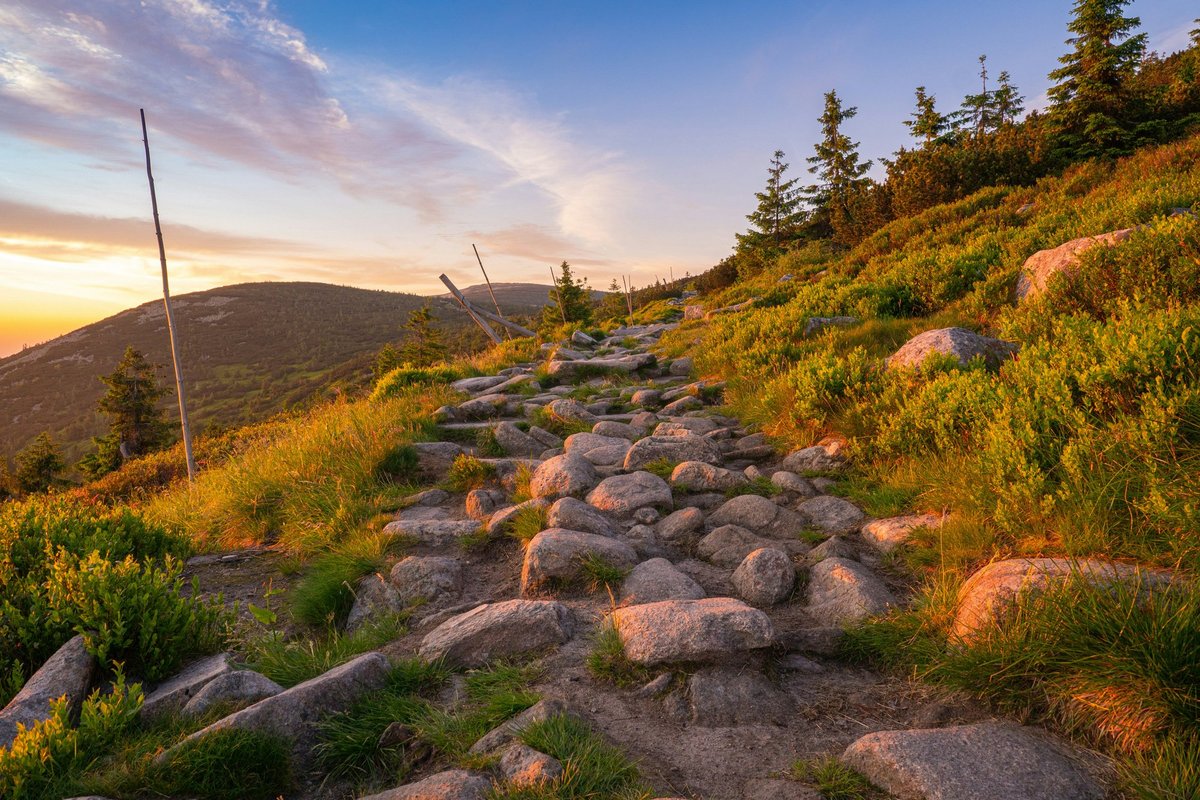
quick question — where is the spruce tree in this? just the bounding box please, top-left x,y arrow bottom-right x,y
79,346 -> 172,478
805,90 -> 873,243
993,71 -> 1025,126
1047,0 -> 1147,154
903,87 -> 949,145
738,150 -> 803,252
15,432 -> 63,494
543,262 -> 593,328
957,55 -> 995,137
397,305 -> 448,367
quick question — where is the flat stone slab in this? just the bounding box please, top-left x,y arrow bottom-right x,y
0,635 -> 95,748
139,651 -> 232,721
709,494 -> 806,539
167,652 -> 390,760
586,471 -> 672,516
612,598 -> 775,665
383,519 -> 483,547
419,600 -> 574,667
842,721 -> 1104,800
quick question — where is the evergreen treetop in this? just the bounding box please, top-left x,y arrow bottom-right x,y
738,149 -> 804,251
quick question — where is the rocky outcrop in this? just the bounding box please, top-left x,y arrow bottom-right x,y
391,556 -> 464,605
612,598 -> 775,665
698,524 -> 808,568
709,494 -> 806,539
951,558 -> 1165,642
1016,228 -> 1135,303
797,495 -> 866,535
842,721 -> 1103,800
0,635 -> 96,748
670,461 -> 748,492
520,529 -> 638,594
419,600 -> 574,667
887,327 -> 1018,370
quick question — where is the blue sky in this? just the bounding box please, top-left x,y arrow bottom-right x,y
0,0 -> 1195,356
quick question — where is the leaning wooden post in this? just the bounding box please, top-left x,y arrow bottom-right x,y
438,274 -> 501,343
472,244 -> 509,339
141,109 -> 196,482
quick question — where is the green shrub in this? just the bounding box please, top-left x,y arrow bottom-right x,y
371,365 -> 465,401
641,458 -> 677,480
446,454 -> 496,493
476,426 -> 507,457
375,444 -> 419,484
586,623 -> 649,688
790,756 -> 881,800
289,538 -> 393,626
45,552 -> 228,682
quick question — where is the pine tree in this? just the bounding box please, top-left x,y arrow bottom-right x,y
805,90 -> 873,243
993,71 -> 1025,126
1047,0 -> 1147,154
15,432 -> 64,494
372,343 -> 401,383
737,150 -> 803,252
543,262 -> 593,328
903,87 -> 949,145
397,305 -> 448,367
79,346 -> 172,479
957,55 -> 996,137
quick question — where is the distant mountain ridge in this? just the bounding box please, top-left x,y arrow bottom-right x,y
0,280 -> 559,462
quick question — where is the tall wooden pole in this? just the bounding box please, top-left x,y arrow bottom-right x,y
141,109 -> 196,482
472,244 -> 508,338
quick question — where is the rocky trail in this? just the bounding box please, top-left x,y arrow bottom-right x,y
15,321 -> 1118,800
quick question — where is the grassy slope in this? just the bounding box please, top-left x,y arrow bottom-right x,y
659,133 -> 1200,797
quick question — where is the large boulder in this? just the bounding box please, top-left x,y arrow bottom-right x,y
419,600 -> 574,667
592,420 -> 640,440
887,327 -> 1018,371
0,635 -> 96,748
842,721 -> 1104,800
390,556 -> 464,605
546,497 -> 617,537
455,394 -> 510,420
611,598 -> 775,665
564,432 -> 631,458
166,652 -> 390,760
140,652 -> 232,721
546,398 -> 599,426
780,441 -> 847,474
698,524 -> 808,568
182,670 -> 283,717
620,558 -> 706,606
586,471 -> 673,516
861,513 -> 944,554
670,461 -> 748,492
529,453 -> 600,500
359,769 -> 492,800
493,422 -> 544,458
797,495 -> 866,535
709,494 -> 806,539
1017,228 -> 1135,303
624,434 -> 722,471
521,529 -> 639,594
732,548 -> 796,606
951,558 -> 1163,643
807,557 -> 896,625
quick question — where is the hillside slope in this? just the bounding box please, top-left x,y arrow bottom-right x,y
0,282 -> 449,460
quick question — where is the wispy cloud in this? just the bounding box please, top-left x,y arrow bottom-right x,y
0,0 -> 631,243
469,223 -> 611,267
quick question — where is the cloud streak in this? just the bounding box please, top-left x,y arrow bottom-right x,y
0,0 -> 631,243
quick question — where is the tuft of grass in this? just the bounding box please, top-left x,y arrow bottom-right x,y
830,474 -> 918,517
508,505 -> 549,545
492,714 -> 651,800
511,463 -> 536,504
790,756 -> 881,800
586,622 -> 650,689
315,660 -> 540,792
446,454 -> 497,493
725,475 -> 781,498
375,444 -> 420,484
528,406 -> 594,438
641,458 -> 677,480
152,728 -> 294,800
1120,734 -> 1200,800
578,554 -> 629,593
476,426 -> 507,458
289,530 -> 401,626
240,615 -> 407,688
797,528 -> 829,545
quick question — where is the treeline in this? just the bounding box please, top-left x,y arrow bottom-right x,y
730,1 -> 1200,275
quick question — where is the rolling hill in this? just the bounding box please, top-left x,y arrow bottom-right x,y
0,280 -> 557,463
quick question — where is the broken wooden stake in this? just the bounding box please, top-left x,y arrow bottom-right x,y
472,244 -> 509,339
439,274 -> 534,340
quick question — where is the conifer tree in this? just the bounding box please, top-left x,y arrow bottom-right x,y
1048,0 -> 1147,153
805,90 -> 873,242
372,343 -> 401,383
903,87 -> 949,145
993,71 -> 1025,126
737,150 -> 803,251
542,261 -> 593,328
80,346 -> 172,479
397,305 -> 448,367
15,432 -> 63,494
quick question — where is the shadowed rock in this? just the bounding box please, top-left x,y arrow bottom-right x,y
139,652 -> 232,721
419,600 -> 574,667
732,548 -> 796,606
587,471 -> 673,515
182,670 -> 283,716
529,453 -> 600,499
358,769 -> 492,800
709,494 -> 806,539
807,557 -> 896,625
887,327 -> 1018,371
612,598 -> 775,665
521,529 -> 639,594
624,434 -> 722,470
0,635 -> 95,748
621,558 -> 706,606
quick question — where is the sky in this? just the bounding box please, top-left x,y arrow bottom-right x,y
0,1 -> 1195,357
